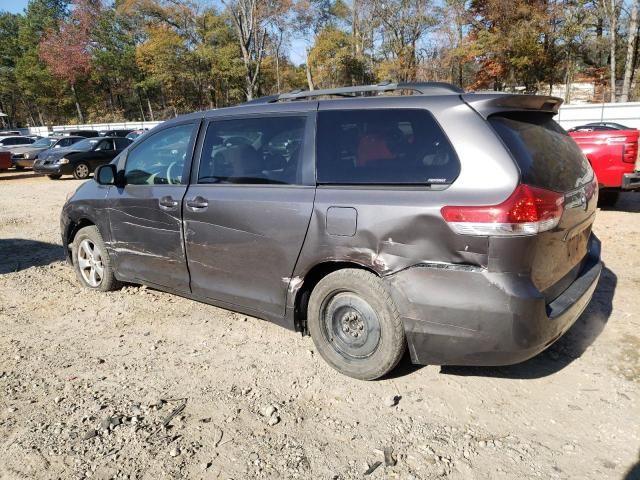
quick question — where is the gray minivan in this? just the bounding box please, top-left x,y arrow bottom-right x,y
60,83 -> 601,380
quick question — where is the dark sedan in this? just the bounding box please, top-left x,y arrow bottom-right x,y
33,137 -> 132,179
12,136 -> 86,169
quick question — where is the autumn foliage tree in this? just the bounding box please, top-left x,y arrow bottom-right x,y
39,0 -> 100,123
2,0 -> 640,127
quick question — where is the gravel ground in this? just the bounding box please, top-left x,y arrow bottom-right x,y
0,171 -> 639,480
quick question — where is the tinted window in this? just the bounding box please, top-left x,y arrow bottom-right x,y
489,113 -> 593,192
198,116 -> 306,185
95,140 -> 114,151
125,123 -> 195,185
58,138 -> 76,147
114,138 -> 132,150
316,109 -> 459,185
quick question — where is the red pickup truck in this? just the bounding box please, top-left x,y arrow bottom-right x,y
0,151 -> 11,171
568,124 -> 640,206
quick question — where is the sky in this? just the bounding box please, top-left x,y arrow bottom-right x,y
1,0 -> 30,14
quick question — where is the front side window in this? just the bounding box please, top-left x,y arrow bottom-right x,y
95,140 -> 114,151
73,139 -> 100,151
198,116 -> 307,185
124,123 -> 195,185
316,109 -> 460,185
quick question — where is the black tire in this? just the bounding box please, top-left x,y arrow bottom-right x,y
73,162 -> 90,180
47,174 -> 62,180
598,191 -> 619,208
14,165 -> 24,170
71,225 -> 121,292
307,269 -> 405,380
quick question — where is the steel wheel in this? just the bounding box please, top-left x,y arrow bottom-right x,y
74,163 -> 89,179
77,238 -> 104,287
320,291 -> 381,360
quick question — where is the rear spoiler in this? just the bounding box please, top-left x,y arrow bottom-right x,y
461,93 -> 563,119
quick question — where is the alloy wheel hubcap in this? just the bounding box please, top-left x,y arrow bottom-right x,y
77,239 -> 104,287
76,164 -> 88,177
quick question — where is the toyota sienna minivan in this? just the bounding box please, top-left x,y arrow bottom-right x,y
60,82 -> 602,380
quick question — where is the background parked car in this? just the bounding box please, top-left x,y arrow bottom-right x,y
568,122 -> 636,131
50,130 -> 99,138
0,136 -> 36,148
97,129 -> 134,137
11,136 -> 86,169
125,129 -> 148,141
568,126 -> 640,206
33,136 -> 132,179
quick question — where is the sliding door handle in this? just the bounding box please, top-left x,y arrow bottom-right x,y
186,196 -> 209,211
159,196 -> 179,211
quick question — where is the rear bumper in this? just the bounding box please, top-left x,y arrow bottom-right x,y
621,171 -> 640,190
385,236 -> 602,366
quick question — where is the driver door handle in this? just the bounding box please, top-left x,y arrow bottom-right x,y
186,196 -> 209,212
159,196 -> 179,211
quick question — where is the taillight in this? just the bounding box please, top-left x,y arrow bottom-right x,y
622,142 -> 637,163
441,184 -> 565,236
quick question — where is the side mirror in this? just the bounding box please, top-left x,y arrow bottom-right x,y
95,164 -> 117,186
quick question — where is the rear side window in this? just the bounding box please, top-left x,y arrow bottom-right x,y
489,112 -> 593,192
198,116 -> 306,185
316,109 -> 460,185
115,138 -> 131,150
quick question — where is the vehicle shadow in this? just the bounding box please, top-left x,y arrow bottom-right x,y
0,239 -> 65,274
625,457 -> 640,480
600,192 -> 640,213
0,172 -> 40,181
440,265 -> 617,380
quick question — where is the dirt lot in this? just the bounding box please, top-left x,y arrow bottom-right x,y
0,171 -> 639,480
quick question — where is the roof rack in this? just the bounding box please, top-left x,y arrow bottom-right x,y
243,81 -> 464,105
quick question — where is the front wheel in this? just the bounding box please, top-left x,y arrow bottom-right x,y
307,269 -> 406,380
71,226 -> 121,292
73,162 -> 90,180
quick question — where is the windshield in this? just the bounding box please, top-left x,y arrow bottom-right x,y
72,138 -> 100,151
32,138 -> 57,148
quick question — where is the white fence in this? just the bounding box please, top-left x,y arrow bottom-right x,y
20,101 -> 640,136
27,121 -> 162,136
556,102 -> 640,130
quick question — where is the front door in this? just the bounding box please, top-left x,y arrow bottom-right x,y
107,121 -> 200,292
183,110 -> 316,318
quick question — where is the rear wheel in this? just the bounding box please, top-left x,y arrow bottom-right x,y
307,269 -> 405,380
47,174 -> 62,180
72,226 -> 121,292
73,162 -> 90,180
598,191 -> 619,208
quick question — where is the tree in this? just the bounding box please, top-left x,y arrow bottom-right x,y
621,0 -> 639,102
601,0 -> 622,101
39,0 -> 100,123
223,0 -> 272,100
308,26 -> 368,88
371,0 -> 437,82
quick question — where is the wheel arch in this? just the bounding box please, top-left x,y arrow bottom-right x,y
292,260 -> 379,333
65,218 -> 96,264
